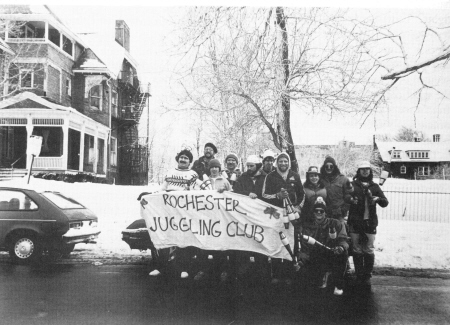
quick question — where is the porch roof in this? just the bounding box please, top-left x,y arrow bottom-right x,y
0,91 -> 109,135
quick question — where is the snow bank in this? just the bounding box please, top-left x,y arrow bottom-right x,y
1,178 -> 449,269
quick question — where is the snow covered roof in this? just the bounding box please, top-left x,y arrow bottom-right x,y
0,38 -> 14,55
376,140 -> 450,163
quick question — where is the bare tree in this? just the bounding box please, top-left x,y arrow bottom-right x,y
172,7 -> 405,167
394,126 -> 430,142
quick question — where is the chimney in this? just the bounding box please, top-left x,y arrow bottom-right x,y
115,20 -> 130,52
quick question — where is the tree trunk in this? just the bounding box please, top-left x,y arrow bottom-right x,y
276,7 -> 298,173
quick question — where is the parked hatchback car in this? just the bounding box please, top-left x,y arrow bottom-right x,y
0,186 -> 100,264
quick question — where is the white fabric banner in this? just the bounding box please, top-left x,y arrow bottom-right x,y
140,190 -> 295,260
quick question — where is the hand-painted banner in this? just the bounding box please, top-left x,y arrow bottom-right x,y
140,190 -> 295,260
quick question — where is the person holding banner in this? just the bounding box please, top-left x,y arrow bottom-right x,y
262,152 -> 304,285
194,159 -> 233,282
144,149 -> 199,279
223,152 -> 242,188
192,142 -> 218,181
346,161 -> 388,288
253,149 -> 276,199
299,197 -> 349,296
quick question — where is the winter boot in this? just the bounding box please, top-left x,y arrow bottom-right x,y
352,254 -> 364,286
362,254 -> 375,287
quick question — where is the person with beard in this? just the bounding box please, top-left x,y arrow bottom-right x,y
254,149 -> 277,199
346,161 -> 388,287
192,142 -> 218,181
319,156 -> 353,222
301,166 -> 327,225
262,152 -> 304,285
142,149 -> 198,279
233,155 -> 261,197
223,152 -> 242,188
299,197 -> 349,296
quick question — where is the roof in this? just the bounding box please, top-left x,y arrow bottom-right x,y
376,141 -> 450,163
0,91 -> 108,131
0,38 -> 14,55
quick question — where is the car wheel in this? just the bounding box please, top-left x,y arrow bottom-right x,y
9,234 -> 43,264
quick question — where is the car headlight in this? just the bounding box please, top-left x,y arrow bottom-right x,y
90,221 -> 98,228
69,222 -> 83,229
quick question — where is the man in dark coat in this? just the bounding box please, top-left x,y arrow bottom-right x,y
320,156 -> 353,221
192,142 -> 217,181
233,154 -> 261,198
346,161 -> 388,287
300,197 -> 349,296
262,152 -> 305,284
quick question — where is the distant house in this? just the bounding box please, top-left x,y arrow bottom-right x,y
0,5 -> 150,184
374,135 -> 450,179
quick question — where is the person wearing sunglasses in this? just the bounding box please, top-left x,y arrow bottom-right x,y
319,156 -> 353,222
299,197 -> 349,296
346,161 -> 388,288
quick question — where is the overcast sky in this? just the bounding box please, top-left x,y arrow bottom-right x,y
46,1 -> 450,152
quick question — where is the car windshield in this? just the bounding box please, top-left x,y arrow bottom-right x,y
42,192 -> 84,209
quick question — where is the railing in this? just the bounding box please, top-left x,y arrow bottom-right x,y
6,38 -> 46,43
378,188 -> 450,223
34,157 -> 63,169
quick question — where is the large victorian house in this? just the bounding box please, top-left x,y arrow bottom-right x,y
0,5 -> 149,184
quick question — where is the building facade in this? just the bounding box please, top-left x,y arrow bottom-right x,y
0,5 -> 149,184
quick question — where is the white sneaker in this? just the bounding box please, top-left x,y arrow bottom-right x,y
180,272 -> 189,279
319,272 -> 331,288
149,269 -> 161,276
333,287 -> 344,296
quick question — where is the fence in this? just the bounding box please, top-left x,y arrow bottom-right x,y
374,179 -> 450,223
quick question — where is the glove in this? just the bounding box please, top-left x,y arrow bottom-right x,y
137,192 -> 152,200
249,193 -> 258,199
350,196 -> 358,205
277,188 -> 289,199
371,196 -> 380,205
140,198 -> 148,209
332,246 -> 344,255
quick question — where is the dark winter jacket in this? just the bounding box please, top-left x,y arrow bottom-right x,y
192,156 -> 212,181
301,217 -> 349,256
233,170 -> 257,196
321,174 -> 353,219
301,181 -> 327,223
346,179 -> 388,230
262,169 -> 305,208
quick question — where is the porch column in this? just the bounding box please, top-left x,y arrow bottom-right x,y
103,132 -> 107,175
79,122 -> 85,172
93,128 -> 98,173
61,118 -> 69,170
25,114 -> 34,168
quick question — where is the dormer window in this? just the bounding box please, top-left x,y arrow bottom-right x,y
407,151 -> 429,159
392,151 -> 401,159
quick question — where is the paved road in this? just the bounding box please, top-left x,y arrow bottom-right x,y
1,263 -> 450,325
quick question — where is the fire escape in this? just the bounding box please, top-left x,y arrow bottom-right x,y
115,76 -> 150,185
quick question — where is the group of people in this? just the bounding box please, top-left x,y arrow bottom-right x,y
141,142 -> 388,296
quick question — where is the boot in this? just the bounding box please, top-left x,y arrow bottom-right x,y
362,254 -> 375,287
352,254 -> 364,285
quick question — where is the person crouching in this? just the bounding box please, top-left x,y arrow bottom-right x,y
300,197 -> 349,296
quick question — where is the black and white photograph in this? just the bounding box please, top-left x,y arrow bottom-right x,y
0,1 -> 449,324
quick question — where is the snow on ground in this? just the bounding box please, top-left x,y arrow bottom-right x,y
1,178 -> 449,269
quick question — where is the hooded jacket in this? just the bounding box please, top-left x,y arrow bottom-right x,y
261,154 -> 304,208
320,157 -> 353,219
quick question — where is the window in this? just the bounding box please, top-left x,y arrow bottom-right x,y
62,35 -> 73,55
408,151 -> 429,159
66,78 -> 71,96
433,134 -> 440,142
89,85 -> 102,110
111,137 -> 117,166
20,69 -> 33,88
0,190 -> 38,211
400,165 -> 406,174
112,91 -> 118,116
418,166 -> 430,176
392,151 -> 401,159
42,192 -> 84,209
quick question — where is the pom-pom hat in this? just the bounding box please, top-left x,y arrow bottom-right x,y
313,197 -> 327,210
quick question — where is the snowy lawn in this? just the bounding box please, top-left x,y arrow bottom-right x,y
1,178 -> 449,270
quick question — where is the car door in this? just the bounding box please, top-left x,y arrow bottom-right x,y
0,189 -> 40,248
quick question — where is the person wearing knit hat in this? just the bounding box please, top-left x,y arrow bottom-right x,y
192,142 -> 218,181
302,166 -> 327,224
346,161 -> 388,288
224,152 -> 241,187
299,196 -> 349,296
319,156 -> 353,222
262,151 -> 304,285
145,148 -> 199,280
